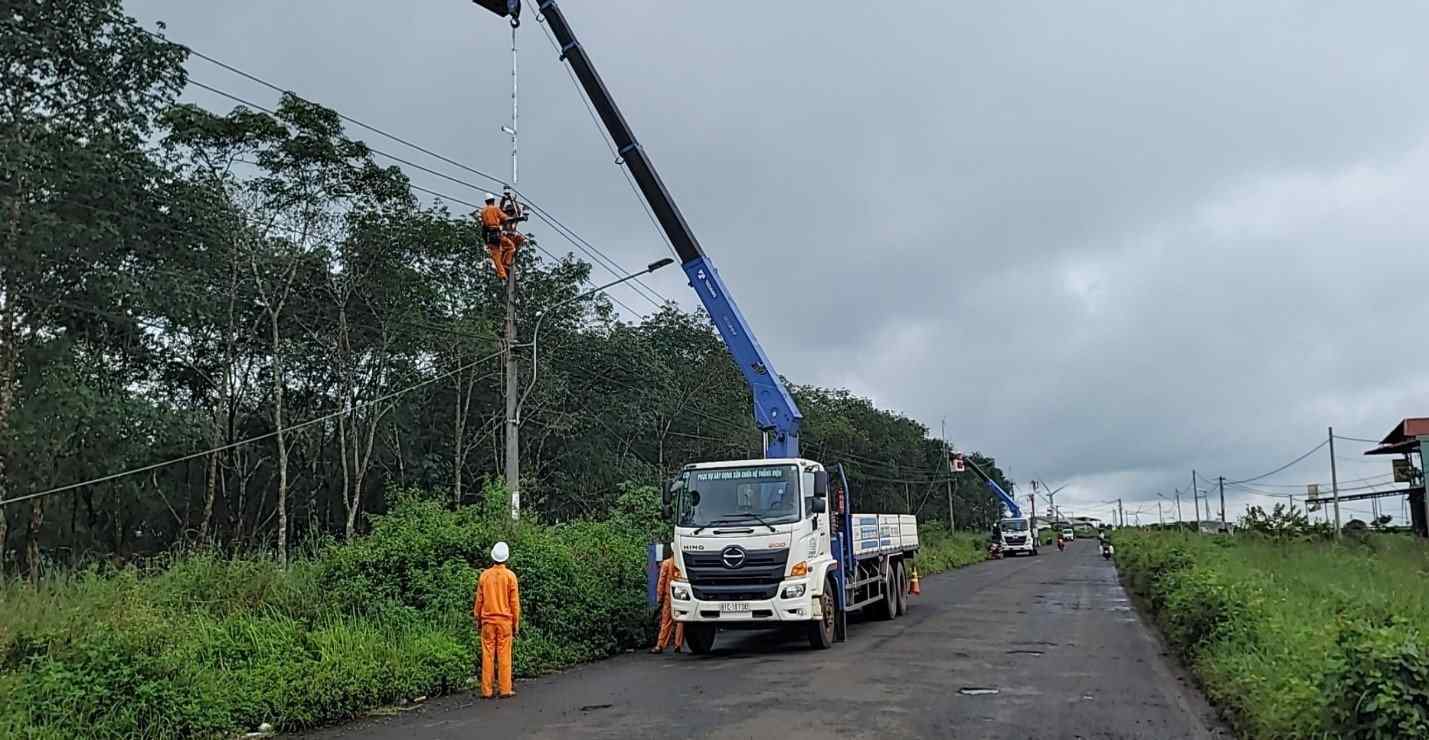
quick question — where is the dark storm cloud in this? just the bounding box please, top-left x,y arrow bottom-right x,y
124,0 -> 1429,521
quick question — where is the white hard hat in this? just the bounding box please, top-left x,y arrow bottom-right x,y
491,541 -> 510,563
484,193 -> 497,202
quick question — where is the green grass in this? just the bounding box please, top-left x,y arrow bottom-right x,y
916,524 -> 987,573
1116,530 -> 1429,739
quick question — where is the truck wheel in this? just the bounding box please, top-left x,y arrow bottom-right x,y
807,576 -> 836,650
685,623 -> 717,655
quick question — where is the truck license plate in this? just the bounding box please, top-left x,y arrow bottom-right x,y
720,602 -> 751,612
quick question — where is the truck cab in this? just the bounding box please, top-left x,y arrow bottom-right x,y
995,516 -> 1038,556
665,458 -> 837,651
664,458 -> 919,653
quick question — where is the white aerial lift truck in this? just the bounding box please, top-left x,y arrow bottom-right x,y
469,0 -> 922,652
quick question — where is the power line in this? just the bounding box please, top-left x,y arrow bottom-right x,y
157,31 -> 671,309
1333,433 -> 1385,445
184,78 -> 662,315
1221,439 -> 1329,485
534,19 -> 679,262
187,84 -> 650,318
2,345 -> 507,509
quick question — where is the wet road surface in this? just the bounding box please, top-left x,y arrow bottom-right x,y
308,540 -> 1227,739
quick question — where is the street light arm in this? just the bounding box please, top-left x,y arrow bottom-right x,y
517,258 -> 674,419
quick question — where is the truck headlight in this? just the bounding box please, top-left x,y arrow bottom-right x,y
782,584 -> 806,599
671,584 -> 690,601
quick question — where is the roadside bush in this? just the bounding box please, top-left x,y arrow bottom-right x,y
1324,618 -> 1429,738
916,524 -> 986,573
0,483 -> 651,738
1116,530 -> 1429,739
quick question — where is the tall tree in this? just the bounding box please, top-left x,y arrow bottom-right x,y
1,0 -> 187,576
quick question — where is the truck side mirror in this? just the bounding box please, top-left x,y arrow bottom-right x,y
661,481 -> 673,518
811,497 -> 827,514
813,470 -> 829,498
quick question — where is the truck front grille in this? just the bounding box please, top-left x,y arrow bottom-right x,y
684,549 -> 789,601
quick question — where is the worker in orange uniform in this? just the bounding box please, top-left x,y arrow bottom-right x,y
650,543 -> 685,654
473,540 -> 521,698
478,194 -> 516,280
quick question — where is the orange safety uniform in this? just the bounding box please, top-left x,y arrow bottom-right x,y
479,204 -> 518,280
473,562 -> 521,698
653,556 -> 685,652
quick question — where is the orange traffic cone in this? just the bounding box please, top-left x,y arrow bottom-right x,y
909,565 -> 921,596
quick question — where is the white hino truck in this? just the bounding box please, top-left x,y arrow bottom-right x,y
469,0 -> 921,650
663,460 -> 920,652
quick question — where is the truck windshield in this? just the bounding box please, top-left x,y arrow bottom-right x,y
1000,518 -> 1029,532
674,465 -> 801,529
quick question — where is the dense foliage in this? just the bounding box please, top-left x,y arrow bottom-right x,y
1,487 -> 990,738
0,0 -> 1014,578
1116,530 -> 1429,739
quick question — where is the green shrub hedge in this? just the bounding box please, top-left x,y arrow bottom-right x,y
0,484 -> 654,738
1115,530 -> 1429,739
1,485 -> 986,738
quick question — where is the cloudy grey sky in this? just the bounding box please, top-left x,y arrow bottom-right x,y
125,0 -> 1429,525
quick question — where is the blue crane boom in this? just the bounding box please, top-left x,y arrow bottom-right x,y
471,0 -> 803,458
957,454 -> 1023,518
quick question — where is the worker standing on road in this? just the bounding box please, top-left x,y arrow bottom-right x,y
478,194 -> 516,280
473,541 -> 521,698
650,544 -> 685,654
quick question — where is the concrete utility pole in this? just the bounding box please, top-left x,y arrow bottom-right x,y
1158,500 -> 1164,526
1118,498 -> 1125,528
504,268 -> 520,520
1328,426 -> 1341,539
1191,470 -> 1200,524
943,420 -> 955,531
1218,476 -> 1227,532
1175,489 -> 1183,527
502,22 -> 522,521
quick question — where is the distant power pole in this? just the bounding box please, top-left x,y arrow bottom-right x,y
1158,500 -> 1164,526
1117,498 -> 1125,528
1175,490 -> 1183,527
1218,476 -> 1227,532
1328,426 -> 1341,539
943,420 -> 955,531
1191,469 -> 1200,524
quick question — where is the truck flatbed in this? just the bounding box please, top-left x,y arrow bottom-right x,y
851,514 -> 919,558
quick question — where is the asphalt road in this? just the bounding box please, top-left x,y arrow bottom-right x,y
309,540 -> 1227,740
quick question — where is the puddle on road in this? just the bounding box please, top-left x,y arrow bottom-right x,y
959,687 -> 1000,696
1006,649 -> 1044,656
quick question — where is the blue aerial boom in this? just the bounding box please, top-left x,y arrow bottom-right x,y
957,453 -> 1023,519
471,0 -> 803,458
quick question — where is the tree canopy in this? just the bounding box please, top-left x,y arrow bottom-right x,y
0,0 -> 1013,576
